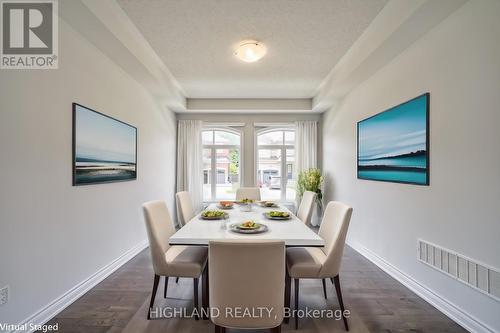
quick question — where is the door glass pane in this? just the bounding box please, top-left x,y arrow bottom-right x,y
284,131 -> 295,145
214,131 -> 240,145
202,131 -> 213,145
203,149 -> 211,200
286,149 -> 296,201
215,148 -> 239,200
258,131 -> 283,145
257,149 -> 281,201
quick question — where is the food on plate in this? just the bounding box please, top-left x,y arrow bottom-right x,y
219,201 -> 234,208
237,198 -> 254,204
239,220 -> 259,229
201,210 -> 226,218
268,211 -> 290,218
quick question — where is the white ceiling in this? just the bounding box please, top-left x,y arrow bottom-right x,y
117,0 -> 387,99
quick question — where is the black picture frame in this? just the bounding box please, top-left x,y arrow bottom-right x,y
356,93 -> 430,186
72,103 -> 137,186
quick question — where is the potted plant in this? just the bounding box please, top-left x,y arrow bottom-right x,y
297,168 -> 324,225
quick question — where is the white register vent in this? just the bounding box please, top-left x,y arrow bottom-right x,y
418,239 -> 500,302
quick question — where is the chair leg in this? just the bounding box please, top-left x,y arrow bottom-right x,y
322,278 -> 327,299
176,277 -> 179,283
147,274 -> 160,320
294,278 -> 299,330
330,277 -> 334,284
202,263 -> 209,320
333,275 -> 349,331
284,271 -> 291,324
271,324 -> 281,333
164,276 -> 169,298
214,325 -> 225,333
193,277 -> 199,320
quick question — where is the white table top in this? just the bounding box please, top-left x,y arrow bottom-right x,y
169,203 -> 324,247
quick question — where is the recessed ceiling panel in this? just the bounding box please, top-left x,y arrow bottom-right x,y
118,0 -> 387,98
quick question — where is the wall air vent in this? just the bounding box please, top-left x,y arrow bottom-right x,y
418,239 -> 500,302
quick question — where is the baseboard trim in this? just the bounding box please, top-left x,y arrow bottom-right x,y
15,240 -> 149,333
347,240 -> 495,333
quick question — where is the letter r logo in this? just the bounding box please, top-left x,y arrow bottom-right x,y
2,2 -> 53,54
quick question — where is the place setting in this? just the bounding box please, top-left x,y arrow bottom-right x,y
216,200 -> 235,210
263,210 -> 291,221
234,198 -> 255,212
199,209 -> 229,220
229,220 -> 268,234
256,200 -> 280,209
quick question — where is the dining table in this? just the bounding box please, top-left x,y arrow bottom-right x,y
169,202 -> 325,247
169,202 -> 324,320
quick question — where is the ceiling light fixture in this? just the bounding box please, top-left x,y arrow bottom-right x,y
234,40 -> 267,63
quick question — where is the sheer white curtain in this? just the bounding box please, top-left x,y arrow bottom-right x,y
176,120 -> 203,223
295,120 -> 317,173
295,120 -> 319,225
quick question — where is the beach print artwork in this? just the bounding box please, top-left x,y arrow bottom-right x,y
73,103 -> 137,185
357,93 -> 429,185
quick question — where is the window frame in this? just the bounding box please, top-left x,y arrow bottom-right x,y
202,127 -> 243,202
255,128 -> 295,202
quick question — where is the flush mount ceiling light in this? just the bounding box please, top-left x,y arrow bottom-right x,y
234,40 -> 267,63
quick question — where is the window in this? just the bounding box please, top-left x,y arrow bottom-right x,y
203,129 -> 241,201
256,129 -> 296,201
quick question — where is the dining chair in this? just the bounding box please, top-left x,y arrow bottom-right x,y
236,187 -> 261,201
296,191 -> 317,225
285,201 -> 353,330
142,200 -> 207,320
209,240 -> 285,332
176,191 -> 195,226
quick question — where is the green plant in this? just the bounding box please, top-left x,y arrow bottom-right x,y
229,149 -> 239,175
297,168 -> 324,209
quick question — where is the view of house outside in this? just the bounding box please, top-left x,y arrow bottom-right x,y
202,129 -> 296,201
203,130 -> 241,200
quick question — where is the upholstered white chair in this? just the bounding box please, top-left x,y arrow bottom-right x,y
286,201 -> 353,330
142,200 -> 207,320
176,191 -> 195,226
235,187 -> 261,201
209,240 -> 285,332
296,191 -> 317,225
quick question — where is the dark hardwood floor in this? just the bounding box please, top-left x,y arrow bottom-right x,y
41,246 -> 467,333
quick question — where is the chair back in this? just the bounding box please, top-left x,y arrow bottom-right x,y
235,187 -> 261,201
318,201 -> 353,277
142,200 -> 176,275
209,240 -> 285,329
176,191 -> 195,226
296,191 -> 317,225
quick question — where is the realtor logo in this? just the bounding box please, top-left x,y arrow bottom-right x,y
1,0 -> 58,69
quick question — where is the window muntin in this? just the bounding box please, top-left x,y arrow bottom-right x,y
202,131 -> 213,145
214,131 -> 240,145
215,148 -> 240,199
284,131 -> 295,145
203,130 -> 240,145
202,149 -> 212,200
257,149 -> 282,201
258,131 -> 284,145
256,129 -> 296,202
285,148 -> 296,201
203,129 -> 241,201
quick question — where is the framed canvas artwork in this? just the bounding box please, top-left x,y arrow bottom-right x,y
357,93 -> 429,185
72,103 -> 137,185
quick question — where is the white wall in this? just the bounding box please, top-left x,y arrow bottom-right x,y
321,1 -> 500,331
0,19 -> 177,325
177,113 -> 321,188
